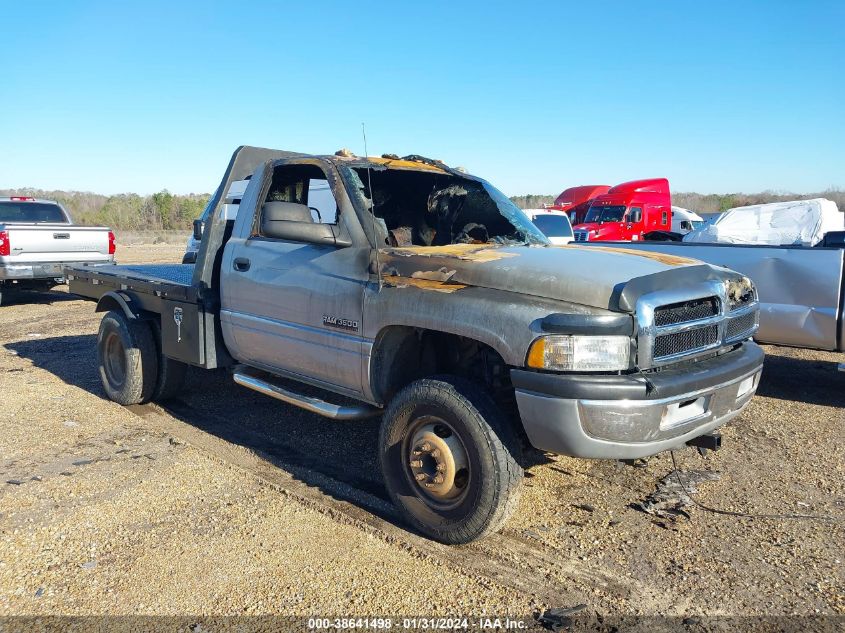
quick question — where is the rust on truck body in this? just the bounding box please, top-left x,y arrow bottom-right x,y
579,245 -> 698,267
381,275 -> 468,293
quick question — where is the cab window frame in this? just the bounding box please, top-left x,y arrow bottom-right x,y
251,161 -> 342,239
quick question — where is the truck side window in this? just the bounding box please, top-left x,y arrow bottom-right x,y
629,207 -> 642,223
259,164 -> 339,236
307,179 -> 338,224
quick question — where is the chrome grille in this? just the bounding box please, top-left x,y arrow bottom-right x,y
654,325 -> 719,359
636,279 -> 759,369
573,231 -> 588,242
654,297 -> 719,327
726,311 -> 757,341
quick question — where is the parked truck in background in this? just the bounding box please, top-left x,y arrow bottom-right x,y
573,178 -> 672,242
671,207 -> 705,234
545,184 -> 610,226
67,146 -> 764,544
526,209 -> 574,245
0,197 -> 114,305
182,178 -> 251,264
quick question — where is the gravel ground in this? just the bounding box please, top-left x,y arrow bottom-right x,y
0,242 -> 843,626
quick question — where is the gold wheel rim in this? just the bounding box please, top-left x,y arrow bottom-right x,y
407,419 -> 469,503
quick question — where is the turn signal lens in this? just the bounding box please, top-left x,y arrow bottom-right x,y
526,335 -> 630,372
0,230 -> 9,257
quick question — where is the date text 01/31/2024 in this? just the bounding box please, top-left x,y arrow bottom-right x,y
307,617 -> 530,630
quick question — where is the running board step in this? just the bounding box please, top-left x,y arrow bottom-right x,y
233,371 -> 382,420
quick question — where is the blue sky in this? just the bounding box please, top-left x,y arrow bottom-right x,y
1,1 -> 842,196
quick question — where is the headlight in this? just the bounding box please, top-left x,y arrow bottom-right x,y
526,335 -> 631,372
724,276 -> 755,310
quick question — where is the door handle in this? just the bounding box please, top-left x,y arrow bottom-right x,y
233,257 -> 251,272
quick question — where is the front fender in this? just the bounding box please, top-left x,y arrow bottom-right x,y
364,284 -> 620,367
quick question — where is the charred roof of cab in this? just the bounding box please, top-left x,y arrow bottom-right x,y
333,149 -> 451,170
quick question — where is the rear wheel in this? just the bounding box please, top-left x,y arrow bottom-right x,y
97,311 -> 158,405
379,376 -> 523,544
0,284 -> 14,307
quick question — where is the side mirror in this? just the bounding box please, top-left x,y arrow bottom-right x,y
630,209 -> 642,223
192,219 -> 204,241
262,218 -> 351,248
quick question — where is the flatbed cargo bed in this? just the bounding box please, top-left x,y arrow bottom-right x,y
66,263 -> 200,303
65,262 -> 229,369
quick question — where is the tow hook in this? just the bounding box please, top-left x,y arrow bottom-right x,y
686,432 -> 722,456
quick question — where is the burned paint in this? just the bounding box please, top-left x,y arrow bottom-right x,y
381,275 -> 467,293
411,268 -> 457,282
581,245 -> 698,267
368,157 -> 448,173
726,276 -> 754,304
333,155 -> 449,174
382,243 -> 519,263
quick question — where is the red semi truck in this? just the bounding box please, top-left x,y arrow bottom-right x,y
545,185 -> 610,226
573,178 -> 671,242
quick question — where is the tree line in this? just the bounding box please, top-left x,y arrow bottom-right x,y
0,188 -> 210,230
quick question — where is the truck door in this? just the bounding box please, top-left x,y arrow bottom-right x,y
660,207 -> 670,231
221,161 -> 367,395
645,205 -> 670,233
627,207 -> 643,240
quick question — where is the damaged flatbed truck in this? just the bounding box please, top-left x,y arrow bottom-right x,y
66,146 -> 764,544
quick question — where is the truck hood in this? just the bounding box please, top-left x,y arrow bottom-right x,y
379,243 -> 727,312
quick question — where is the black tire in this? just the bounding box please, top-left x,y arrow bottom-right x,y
379,375 -> 523,544
97,311 -> 158,405
0,285 -> 13,306
150,321 -> 188,401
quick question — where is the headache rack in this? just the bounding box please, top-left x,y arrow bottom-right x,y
636,281 -> 759,369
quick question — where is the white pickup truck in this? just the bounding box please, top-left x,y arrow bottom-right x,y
0,196 -> 115,305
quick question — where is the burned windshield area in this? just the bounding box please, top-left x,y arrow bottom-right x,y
346,167 -> 547,247
0,202 -> 67,223
585,205 -> 626,224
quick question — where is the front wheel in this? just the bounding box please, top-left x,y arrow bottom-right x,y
379,376 -> 523,544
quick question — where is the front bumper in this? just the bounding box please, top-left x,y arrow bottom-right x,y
0,260 -> 114,281
511,342 -> 764,459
